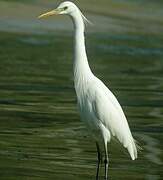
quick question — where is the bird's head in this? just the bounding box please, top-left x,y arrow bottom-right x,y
38,1 -> 79,18
38,1 -> 91,26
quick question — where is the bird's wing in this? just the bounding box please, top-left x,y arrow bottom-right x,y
88,77 -> 137,160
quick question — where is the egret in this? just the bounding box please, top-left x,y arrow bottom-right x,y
38,1 -> 138,179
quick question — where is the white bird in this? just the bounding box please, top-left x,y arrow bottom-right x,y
38,1 -> 138,179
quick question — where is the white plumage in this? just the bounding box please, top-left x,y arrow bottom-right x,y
39,1 -> 138,179
77,76 -> 137,160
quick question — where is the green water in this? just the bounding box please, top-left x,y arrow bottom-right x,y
0,0 -> 163,180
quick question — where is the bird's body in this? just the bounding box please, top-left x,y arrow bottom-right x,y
39,2 -> 138,179
76,75 -> 137,160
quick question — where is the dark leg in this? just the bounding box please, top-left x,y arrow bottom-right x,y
104,141 -> 109,180
96,142 -> 101,180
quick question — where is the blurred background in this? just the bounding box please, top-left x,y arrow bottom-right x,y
0,0 -> 162,179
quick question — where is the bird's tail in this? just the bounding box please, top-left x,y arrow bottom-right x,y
127,138 -> 141,160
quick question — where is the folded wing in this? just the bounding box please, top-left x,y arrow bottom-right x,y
88,78 -> 137,160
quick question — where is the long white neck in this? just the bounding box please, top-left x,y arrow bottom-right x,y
70,10 -> 93,91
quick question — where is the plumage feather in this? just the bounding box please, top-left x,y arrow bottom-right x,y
85,77 -> 138,160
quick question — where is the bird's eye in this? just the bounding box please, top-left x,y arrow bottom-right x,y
63,6 -> 68,10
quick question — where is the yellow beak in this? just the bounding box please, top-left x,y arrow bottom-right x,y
38,9 -> 60,19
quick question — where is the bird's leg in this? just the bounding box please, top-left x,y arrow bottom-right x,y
104,142 -> 109,180
104,156 -> 109,180
96,142 -> 101,180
